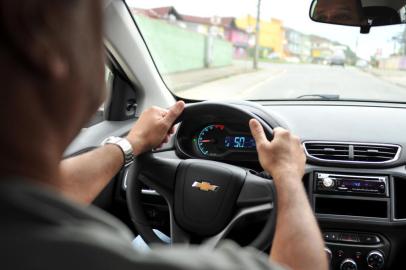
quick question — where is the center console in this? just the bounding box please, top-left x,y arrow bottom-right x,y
323,231 -> 389,270
310,172 -> 393,270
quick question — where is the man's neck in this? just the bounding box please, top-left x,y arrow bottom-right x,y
0,142 -> 62,186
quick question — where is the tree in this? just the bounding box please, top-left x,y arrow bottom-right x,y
343,46 -> 358,65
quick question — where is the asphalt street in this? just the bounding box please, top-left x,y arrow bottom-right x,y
175,63 -> 406,102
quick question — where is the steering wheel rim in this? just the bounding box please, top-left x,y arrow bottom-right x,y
126,102 -> 277,250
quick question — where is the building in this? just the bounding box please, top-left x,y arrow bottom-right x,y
236,15 -> 285,58
180,15 -> 250,58
284,27 -> 311,62
133,7 -> 250,58
309,35 -> 335,64
132,6 -> 182,21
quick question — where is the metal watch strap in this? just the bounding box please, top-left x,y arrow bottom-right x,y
101,136 -> 134,167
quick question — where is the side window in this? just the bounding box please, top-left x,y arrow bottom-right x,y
85,66 -> 114,128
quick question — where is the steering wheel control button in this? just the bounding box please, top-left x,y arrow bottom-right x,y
340,259 -> 357,270
367,251 -> 384,270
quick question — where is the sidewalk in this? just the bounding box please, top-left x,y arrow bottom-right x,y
362,67 -> 406,88
166,60 -> 255,91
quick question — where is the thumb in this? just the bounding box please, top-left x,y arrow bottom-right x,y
249,119 -> 268,147
164,101 -> 185,125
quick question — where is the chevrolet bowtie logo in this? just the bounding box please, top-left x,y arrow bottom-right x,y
192,181 -> 219,192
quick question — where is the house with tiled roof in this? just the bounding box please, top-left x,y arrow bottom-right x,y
133,6 -> 250,58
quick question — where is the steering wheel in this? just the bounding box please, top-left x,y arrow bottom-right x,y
126,102 -> 277,250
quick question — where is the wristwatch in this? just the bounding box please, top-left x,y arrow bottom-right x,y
101,136 -> 134,167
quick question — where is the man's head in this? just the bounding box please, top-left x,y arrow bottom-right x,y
312,0 -> 365,26
0,1 -> 105,180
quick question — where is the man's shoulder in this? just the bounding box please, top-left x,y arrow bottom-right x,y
0,179 -> 136,269
0,179 -> 286,270
0,178 -> 133,236
1,222 -> 137,270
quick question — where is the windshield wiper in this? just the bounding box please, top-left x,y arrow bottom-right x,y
296,94 -> 340,100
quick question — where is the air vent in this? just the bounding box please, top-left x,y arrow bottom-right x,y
304,143 -> 350,161
353,144 -> 399,162
303,142 -> 401,164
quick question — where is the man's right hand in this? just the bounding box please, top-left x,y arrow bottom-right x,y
249,119 -> 306,183
249,120 -> 328,270
126,101 -> 185,156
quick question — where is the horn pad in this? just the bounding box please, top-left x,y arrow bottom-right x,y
174,159 -> 246,236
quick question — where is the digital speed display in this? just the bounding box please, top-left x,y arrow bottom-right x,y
225,136 -> 256,149
195,124 -> 256,157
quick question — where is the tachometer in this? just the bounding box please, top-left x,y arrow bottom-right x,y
196,124 -> 226,157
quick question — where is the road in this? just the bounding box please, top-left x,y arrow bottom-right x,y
175,63 -> 406,102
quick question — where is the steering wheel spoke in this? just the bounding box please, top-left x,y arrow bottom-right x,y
204,203 -> 273,248
204,171 -> 276,249
135,152 -> 181,196
237,171 -> 275,207
169,212 -> 191,244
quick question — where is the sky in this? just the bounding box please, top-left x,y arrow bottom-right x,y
126,0 -> 406,59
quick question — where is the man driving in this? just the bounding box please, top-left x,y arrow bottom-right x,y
0,1 -> 327,270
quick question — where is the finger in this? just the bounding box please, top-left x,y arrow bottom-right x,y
168,126 -> 176,135
163,101 -> 185,125
272,127 -> 289,137
249,119 -> 268,147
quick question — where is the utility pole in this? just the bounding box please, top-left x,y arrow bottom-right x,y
403,25 -> 406,55
253,0 -> 261,70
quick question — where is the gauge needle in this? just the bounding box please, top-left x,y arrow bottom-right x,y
201,139 -> 214,143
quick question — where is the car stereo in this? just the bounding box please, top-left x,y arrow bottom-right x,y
315,173 -> 388,197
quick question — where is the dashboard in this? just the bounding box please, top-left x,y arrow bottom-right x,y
67,101 -> 406,270
172,101 -> 406,270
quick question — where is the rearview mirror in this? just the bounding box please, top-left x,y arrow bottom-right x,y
309,0 -> 406,34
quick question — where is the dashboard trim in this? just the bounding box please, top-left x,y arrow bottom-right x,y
303,141 -> 402,165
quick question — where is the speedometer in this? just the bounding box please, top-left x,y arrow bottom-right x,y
196,124 -> 226,157
192,123 -> 257,159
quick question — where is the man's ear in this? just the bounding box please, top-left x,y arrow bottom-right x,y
0,1 -> 69,80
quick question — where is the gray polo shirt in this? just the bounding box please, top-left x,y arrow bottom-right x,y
0,179 -> 286,270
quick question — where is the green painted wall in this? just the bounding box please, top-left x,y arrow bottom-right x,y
212,38 -> 233,67
135,15 -> 233,74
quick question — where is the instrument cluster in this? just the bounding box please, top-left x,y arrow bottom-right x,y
176,122 -> 258,161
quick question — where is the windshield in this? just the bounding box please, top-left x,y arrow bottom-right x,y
125,0 -> 406,103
